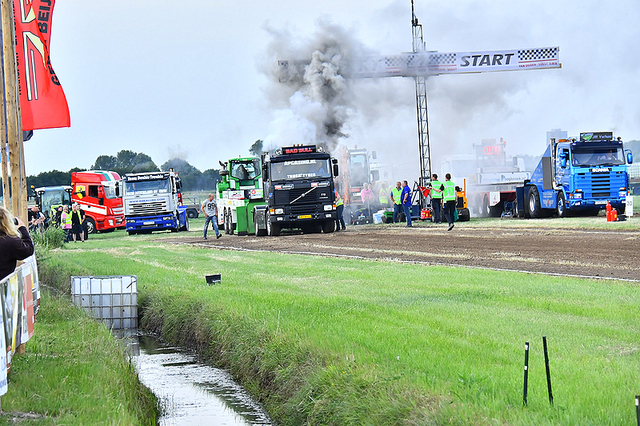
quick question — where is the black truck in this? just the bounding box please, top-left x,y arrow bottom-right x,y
253,145 -> 339,236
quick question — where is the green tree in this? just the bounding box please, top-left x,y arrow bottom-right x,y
91,155 -> 117,170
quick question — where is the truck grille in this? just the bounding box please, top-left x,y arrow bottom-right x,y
289,204 -> 319,215
274,187 -> 331,204
129,201 -> 168,216
575,171 -> 626,198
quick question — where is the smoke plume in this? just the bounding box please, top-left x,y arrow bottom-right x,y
261,20 -> 374,154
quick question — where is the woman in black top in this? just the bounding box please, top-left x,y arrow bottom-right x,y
0,207 -> 34,280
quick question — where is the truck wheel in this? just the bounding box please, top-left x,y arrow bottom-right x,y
514,199 -> 526,218
223,209 -> 230,235
322,220 -> 335,233
481,195 -> 490,217
127,230 -> 137,236
266,212 -> 280,236
86,217 -> 96,234
187,209 -> 198,219
180,218 -> 189,232
528,187 -> 542,218
556,192 -> 566,218
254,214 -> 267,236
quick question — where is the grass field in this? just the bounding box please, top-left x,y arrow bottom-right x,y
34,224 -> 640,426
0,292 -> 157,425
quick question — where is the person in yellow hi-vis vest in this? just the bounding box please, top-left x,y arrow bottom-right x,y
430,174 -> 444,224
334,189 -> 346,231
61,205 -> 72,242
443,173 -> 457,231
389,181 -> 403,223
378,183 -> 389,208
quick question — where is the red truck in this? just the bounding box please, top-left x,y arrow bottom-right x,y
71,171 -> 125,233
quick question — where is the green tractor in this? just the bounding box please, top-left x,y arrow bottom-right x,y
217,157 -> 266,235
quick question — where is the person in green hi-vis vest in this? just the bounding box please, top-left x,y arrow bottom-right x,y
443,173 -> 457,231
429,173 -> 443,224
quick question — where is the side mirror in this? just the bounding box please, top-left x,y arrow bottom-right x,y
626,150 -> 633,164
371,151 -> 377,160
333,164 -> 339,177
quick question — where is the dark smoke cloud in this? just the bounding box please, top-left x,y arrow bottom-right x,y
261,19 -> 375,154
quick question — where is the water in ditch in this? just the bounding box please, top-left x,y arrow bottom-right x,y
128,333 -> 273,426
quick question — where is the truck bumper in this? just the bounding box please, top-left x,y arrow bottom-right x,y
567,199 -> 626,211
270,212 -> 336,227
96,215 -> 125,231
126,215 -> 178,232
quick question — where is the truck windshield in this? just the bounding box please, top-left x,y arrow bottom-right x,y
125,179 -> 170,195
571,146 -> 625,167
349,153 -> 369,186
103,184 -> 118,199
230,159 -> 260,180
270,159 -> 331,180
42,190 -> 72,212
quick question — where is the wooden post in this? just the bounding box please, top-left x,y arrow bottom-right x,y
1,0 -> 26,222
0,3 -> 9,208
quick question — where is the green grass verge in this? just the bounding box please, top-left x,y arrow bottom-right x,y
34,230 -> 640,426
0,292 -> 157,425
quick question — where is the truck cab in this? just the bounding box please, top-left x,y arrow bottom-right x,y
522,132 -> 632,217
216,157 -> 265,235
122,170 -> 188,234
254,145 -> 338,236
33,186 -> 73,225
71,170 -> 125,233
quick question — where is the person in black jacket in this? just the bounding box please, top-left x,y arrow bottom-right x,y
0,206 -> 34,280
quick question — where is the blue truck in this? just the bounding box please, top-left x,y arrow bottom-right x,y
516,132 -> 633,218
122,170 -> 189,234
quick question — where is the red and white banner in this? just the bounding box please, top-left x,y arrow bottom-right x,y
14,0 -> 70,131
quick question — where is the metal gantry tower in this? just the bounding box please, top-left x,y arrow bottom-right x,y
411,0 -> 431,187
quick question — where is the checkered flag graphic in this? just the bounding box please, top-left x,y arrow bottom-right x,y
428,53 -> 456,65
518,47 -> 559,62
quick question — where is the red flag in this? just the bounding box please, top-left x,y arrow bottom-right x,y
14,0 -> 70,131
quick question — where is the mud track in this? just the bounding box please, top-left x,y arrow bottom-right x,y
169,223 -> 640,281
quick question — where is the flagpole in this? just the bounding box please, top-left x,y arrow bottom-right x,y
1,0 -> 26,222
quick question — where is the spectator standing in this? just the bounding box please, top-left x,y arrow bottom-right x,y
430,174 -> 443,224
378,183 -> 389,208
71,204 -> 85,242
401,180 -> 412,227
360,183 -> 375,216
443,173 -> 457,231
0,206 -> 34,280
61,205 -> 72,242
334,189 -> 346,231
201,193 -> 221,240
52,205 -> 63,228
390,181 -> 403,223
28,205 -> 45,233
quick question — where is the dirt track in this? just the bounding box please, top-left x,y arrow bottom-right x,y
170,221 -> 640,281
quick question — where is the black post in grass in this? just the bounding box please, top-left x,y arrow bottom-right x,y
635,395 -> 639,426
523,342 -> 529,407
543,336 -> 553,405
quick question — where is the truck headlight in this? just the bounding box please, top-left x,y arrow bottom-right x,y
162,216 -> 173,221
619,191 -> 627,198
275,208 -> 284,215
324,204 -> 333,211
573,192 -> 582,200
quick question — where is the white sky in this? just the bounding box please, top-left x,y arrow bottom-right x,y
24,0 -> 640,183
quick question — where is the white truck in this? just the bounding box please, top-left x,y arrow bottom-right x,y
122,170 -> 189,235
